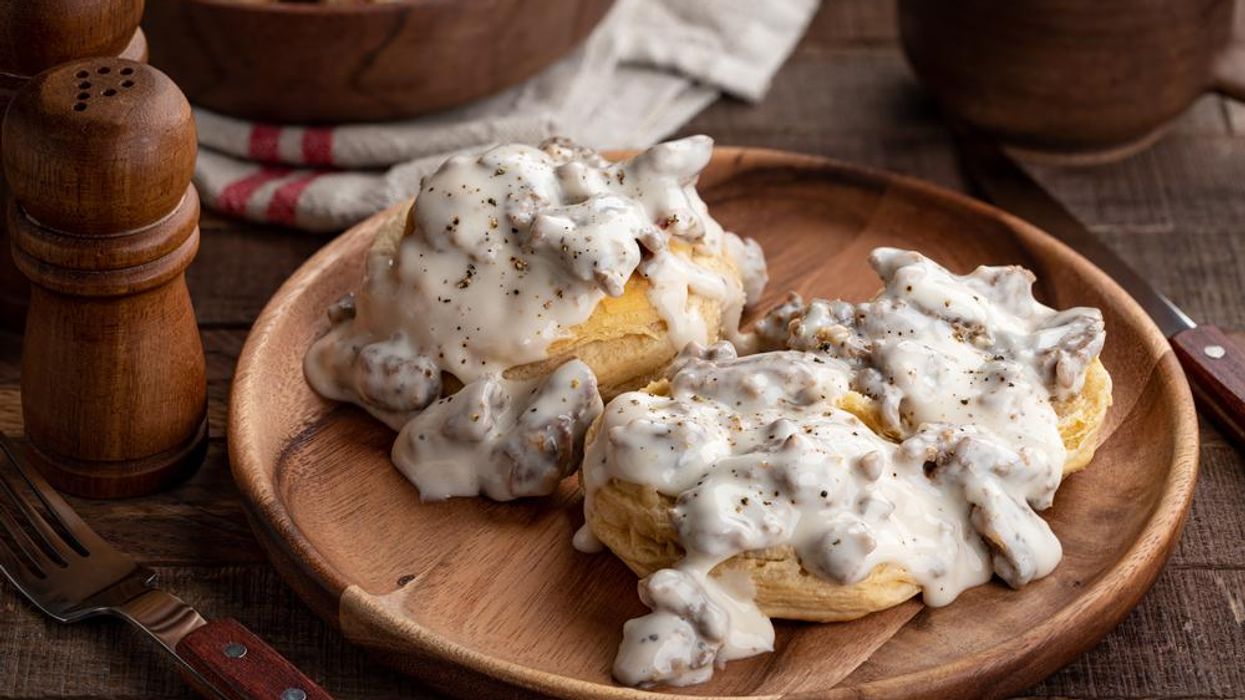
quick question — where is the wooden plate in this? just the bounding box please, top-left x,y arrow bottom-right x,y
229,148 -> 1199,698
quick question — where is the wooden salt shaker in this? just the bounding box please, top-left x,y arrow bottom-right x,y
0,0 -> 147,329
3,58 -> 208,498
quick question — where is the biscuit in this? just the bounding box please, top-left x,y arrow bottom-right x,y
583,358 -> 1112,622
368,204 -> 742,400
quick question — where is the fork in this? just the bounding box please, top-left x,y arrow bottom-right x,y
0,433 -> 331,700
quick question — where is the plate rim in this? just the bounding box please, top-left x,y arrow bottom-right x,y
228,146 -> 1200,699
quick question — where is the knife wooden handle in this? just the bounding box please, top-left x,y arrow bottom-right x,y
175,618 -> 332,700
1171,325 -> 1245,444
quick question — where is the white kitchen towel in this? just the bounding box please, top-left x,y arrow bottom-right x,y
194,0 -> 820,232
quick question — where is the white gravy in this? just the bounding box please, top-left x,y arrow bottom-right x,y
392,359 -> 603,501
581,248 -> 1106,687
303,136 -> 764,500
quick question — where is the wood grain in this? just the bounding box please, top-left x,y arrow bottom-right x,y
228,149 -> 1199,698
1172,325 -> 1245,444
0,0 -> 150,331
2,59 -> 207,497
2,1 -> 1244,697
141,0 -> 614,123
176,618 -> 332,700
897,0 -> 1240,160
0,0 -> 143,77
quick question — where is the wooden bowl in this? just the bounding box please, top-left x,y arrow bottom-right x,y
141,0 -> 615,124
229,148 -> 1199,698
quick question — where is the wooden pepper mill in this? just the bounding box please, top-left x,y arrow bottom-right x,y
0,0 -> 147,330
3,58 -> 208,498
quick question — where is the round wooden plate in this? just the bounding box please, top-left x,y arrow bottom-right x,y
229,148 -> 1199,699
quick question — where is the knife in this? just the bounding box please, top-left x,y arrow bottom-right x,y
953,128 -> 1245,445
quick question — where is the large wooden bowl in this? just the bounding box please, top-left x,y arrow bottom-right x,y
142,0 -> 614,123
229,148 -> 1199,698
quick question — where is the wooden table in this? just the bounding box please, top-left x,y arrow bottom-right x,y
2,2 -> 1243,697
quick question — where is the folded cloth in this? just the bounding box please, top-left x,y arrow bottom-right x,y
194,0 -> 819,232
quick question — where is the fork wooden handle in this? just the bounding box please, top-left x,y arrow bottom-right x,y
176,618 -> 332,700
1171,324 -> 1245,445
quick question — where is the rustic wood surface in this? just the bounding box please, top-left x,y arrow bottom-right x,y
0,1 -> 1242,697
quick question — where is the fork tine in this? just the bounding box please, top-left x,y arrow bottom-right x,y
0,490 -> 52,579
0,517 -> 43,589
0,435 -> 89,556
0,454 -> 69,567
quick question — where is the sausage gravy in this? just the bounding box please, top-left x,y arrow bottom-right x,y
303,136 -> 764,500
581,248 -> 1106,686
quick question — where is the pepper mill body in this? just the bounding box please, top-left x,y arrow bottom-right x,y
0,0 -> 147,330
4,58 -> 207,498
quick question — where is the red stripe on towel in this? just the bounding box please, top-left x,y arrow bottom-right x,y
217,167 -> 291,216
248,124 -> 282,162
266,172 -> 324,226
302,128 -> 334,166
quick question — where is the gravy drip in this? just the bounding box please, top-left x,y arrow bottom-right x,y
393,359 -> 603,501
583,248 -> 1106,687
303,136 -> 764,500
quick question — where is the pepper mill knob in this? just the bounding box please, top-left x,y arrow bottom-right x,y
0,0 -> 146,77
6,60 -> 194,234
4,58 -> 208,498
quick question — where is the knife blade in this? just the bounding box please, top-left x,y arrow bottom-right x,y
952,127 -> 1245,445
